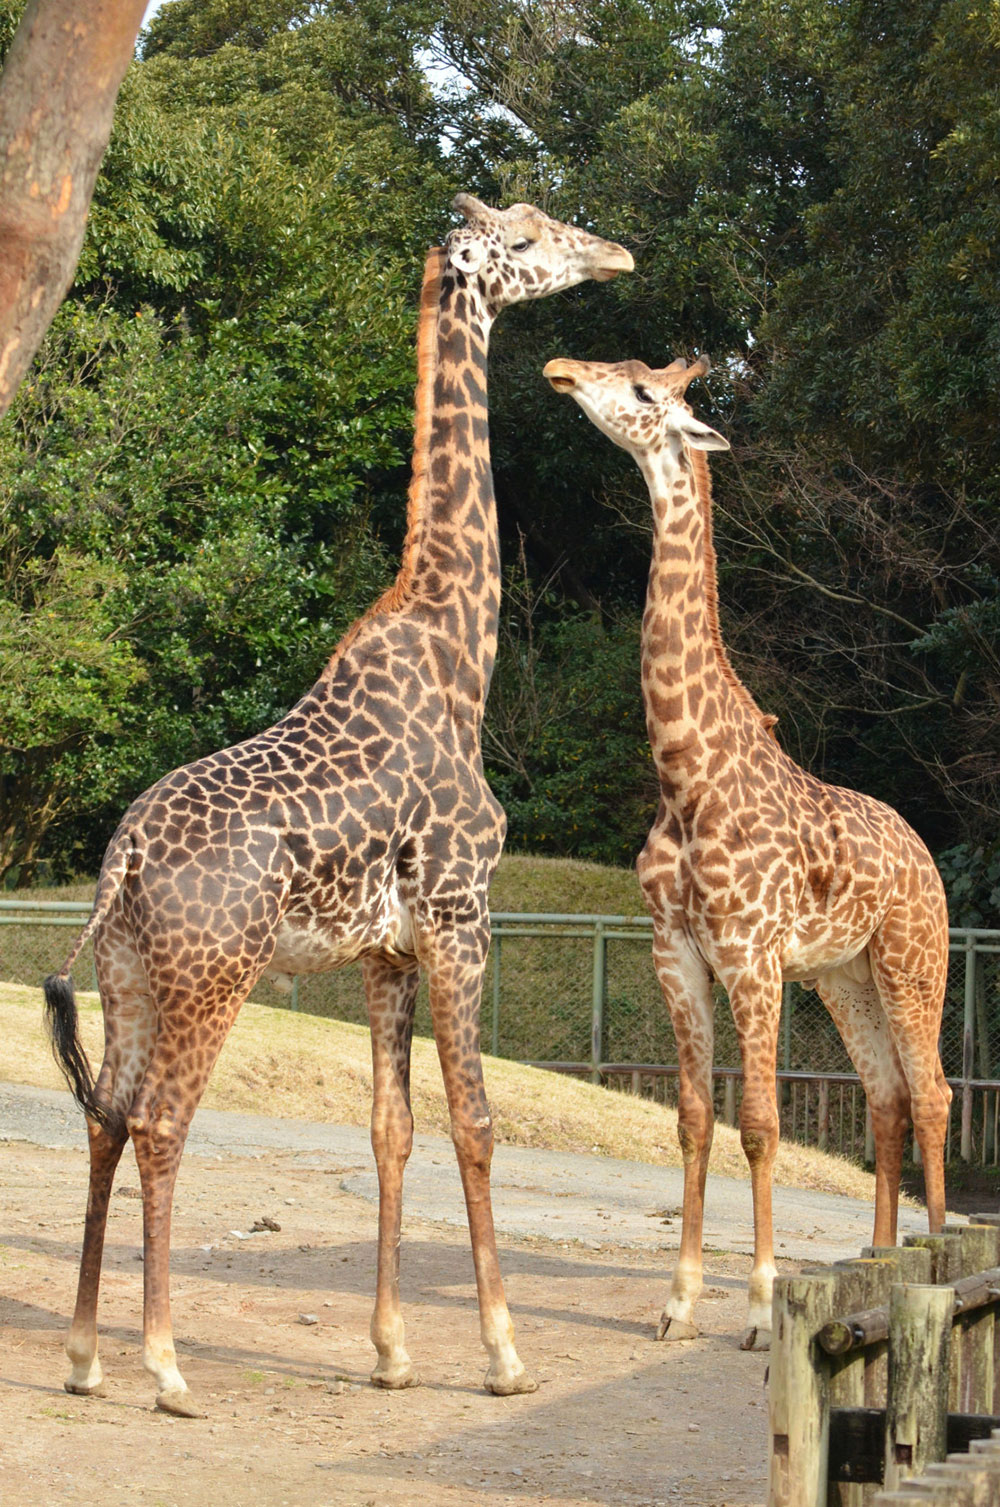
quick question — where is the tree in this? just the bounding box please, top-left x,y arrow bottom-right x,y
432,0 -> 1000,889
0,0 -> 148,416
1,0 -> 455,878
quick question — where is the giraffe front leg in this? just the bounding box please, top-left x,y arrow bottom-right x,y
649,928 -> 715,1343
729,970 -> 782,1353
655,1088 -> 711,1343
427,938 -> 536,1396
363,957 -> 420,1390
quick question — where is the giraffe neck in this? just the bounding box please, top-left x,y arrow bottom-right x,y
640,445 -> 767,779
337,249 -> 499,717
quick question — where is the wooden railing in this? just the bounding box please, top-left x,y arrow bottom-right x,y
873,1426 -> 1000,1502
769,1219 -> 1000,1505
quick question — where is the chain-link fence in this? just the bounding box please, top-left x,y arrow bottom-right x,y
4,902 -> 999,1164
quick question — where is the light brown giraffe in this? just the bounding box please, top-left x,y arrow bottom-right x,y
544,352 -> 950,1349
43,196 -> 633,1416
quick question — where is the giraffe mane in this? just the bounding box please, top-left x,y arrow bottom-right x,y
333,247 -> 444,653
688,445 -> 779,739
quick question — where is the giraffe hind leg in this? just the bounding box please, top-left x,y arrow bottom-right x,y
868,922 -> 951,1233
363,954 -> 421,1389
127,979 -> 250,1416
648,928 -> 716,1344
813,959 -> 911,1246
65,1115 -> 129,1395
64,939 -> 157,1398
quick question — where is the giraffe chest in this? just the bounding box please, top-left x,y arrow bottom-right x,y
645,788 -> 896,982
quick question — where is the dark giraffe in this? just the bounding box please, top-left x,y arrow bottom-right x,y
44,196 -> 633,1415
544,353 -> 950,1349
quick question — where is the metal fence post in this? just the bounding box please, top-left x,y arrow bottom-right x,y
962,933 -> 977,1162
782,983 -> 793,1071
491,934 -> 501,1059
591,919 -> 606,1084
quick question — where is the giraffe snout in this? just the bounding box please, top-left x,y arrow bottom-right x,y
543,359 -> 580,393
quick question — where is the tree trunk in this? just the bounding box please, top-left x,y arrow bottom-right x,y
0,0 -> 147,419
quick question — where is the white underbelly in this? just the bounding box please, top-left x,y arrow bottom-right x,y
780,932 -> 874,985
265,883 -> 415,986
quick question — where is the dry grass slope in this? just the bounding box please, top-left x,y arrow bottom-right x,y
1,979 -> 880,1200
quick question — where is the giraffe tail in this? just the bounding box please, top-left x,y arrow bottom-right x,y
42,972 -> 116,1131
42,831 -> 131,1135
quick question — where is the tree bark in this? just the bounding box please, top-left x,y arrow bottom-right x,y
0,0 -> 147,419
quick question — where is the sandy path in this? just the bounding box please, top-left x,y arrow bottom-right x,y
2,1130 -> 772,1507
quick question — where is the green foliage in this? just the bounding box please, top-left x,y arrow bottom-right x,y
0,0 -> 451,879
485,611 -> 655,865
3,0 -> 998,892
936,844 -> 1000,930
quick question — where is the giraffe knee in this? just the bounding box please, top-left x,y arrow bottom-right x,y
740,1107 -> 779,1167
451,1109 -> 494,1171
675,1080 -> 713,1162
371,1109 -> 414,1166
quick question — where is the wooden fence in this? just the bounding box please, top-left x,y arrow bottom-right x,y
874,1428 -> 1000,1502
769,1219 -> 1000,1505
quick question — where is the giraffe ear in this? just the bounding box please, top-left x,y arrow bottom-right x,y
447,228 -> 486,276
677,414 -> 730,451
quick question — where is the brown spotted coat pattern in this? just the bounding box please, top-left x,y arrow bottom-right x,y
47,198 -> 632,1415
544,354 -> 951,1351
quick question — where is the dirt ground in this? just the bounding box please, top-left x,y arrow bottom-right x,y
1,1138 -> 777,1507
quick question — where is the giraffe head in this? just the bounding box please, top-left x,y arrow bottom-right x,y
543,355 -> 730,465
446,193 -> 634,312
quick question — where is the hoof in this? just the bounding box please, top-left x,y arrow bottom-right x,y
655,1316 -> 699,1342
155,1387 -> 203,1418
64,1379 -> 105,1397
370,1362 -> 420,1390
739,1326 -> 771,1353
485,1368 -> 538,1396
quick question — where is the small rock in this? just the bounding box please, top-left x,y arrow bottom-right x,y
325,1379 -> 344,1395
250,1216 -> 281,1233
299,1313 -> 319,1326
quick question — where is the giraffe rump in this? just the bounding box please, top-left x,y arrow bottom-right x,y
43,972 -> 120,1135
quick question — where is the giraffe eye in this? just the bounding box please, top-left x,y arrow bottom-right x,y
633,385 -> 654,404
510,238 -> 533,252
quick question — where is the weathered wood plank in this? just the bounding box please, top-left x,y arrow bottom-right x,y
883,1284 -> 954,1490
768,1273 -> 838,1507
827,1262 -> 895,1506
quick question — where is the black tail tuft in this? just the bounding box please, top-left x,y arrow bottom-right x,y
43,973 -> 120,1136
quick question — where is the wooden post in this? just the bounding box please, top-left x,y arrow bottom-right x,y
903,1231 -> 964,1286
946,1225 -> 1000,1414
862,1247 -> 933,1421
826,1259 -> 894,1507
883,1283 -> 954,1490
970,1218 -> 1000,1409
724,1074 -> 737,1127
768,1272 -> 838,1507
